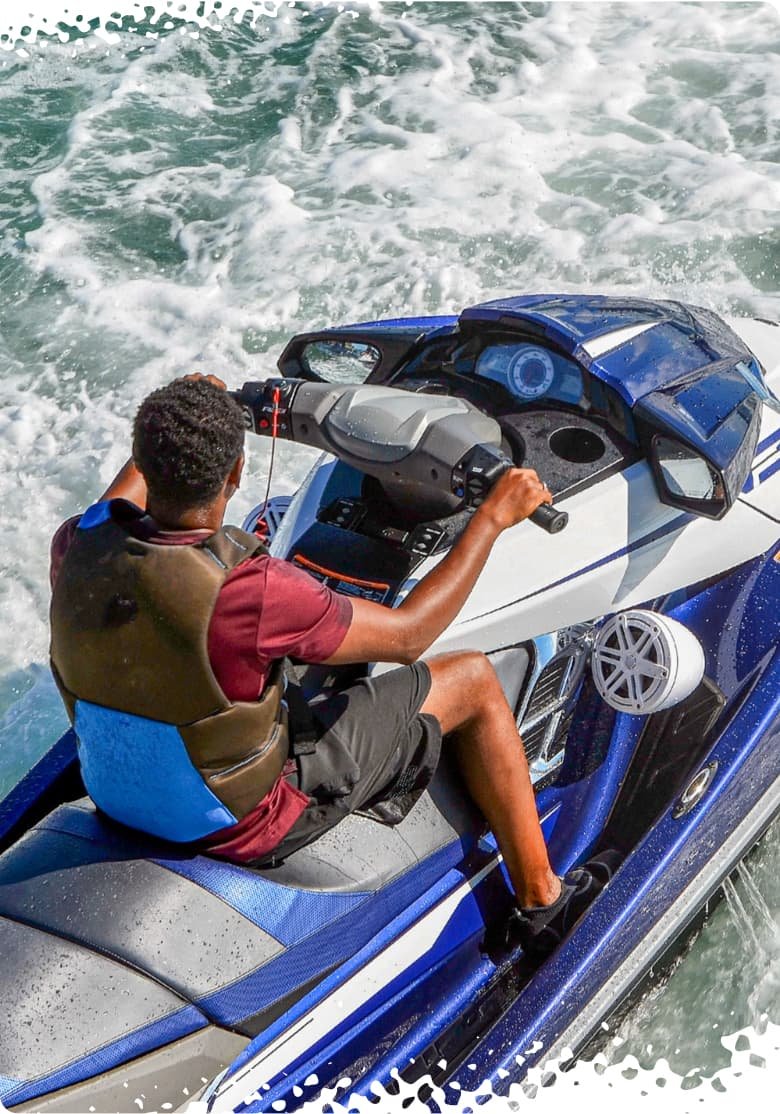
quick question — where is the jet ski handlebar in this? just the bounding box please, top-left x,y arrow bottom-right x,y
231,378 -> 568,534
455,444 -> 569,535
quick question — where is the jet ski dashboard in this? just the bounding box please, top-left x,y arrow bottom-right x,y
395,334 -> 589,410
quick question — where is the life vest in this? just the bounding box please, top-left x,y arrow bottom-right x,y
49,499 -> 289,842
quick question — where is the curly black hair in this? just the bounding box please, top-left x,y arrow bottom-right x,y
133,378 -> 246,512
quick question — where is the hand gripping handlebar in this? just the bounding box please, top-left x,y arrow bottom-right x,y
453,444 -> 568,534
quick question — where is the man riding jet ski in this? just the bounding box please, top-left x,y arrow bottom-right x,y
6,294 -> 776,1114
48,373 -> 611,964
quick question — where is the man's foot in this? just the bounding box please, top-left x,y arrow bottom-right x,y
508,849 -> 622,965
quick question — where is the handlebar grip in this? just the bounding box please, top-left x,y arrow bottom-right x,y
529,503 -> 569,533
229,379 -> 301,437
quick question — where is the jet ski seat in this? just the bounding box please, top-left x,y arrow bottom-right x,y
0,761 -> 483,1064
41,755 -> 476,890
0,761 -> 483,1097
264,760 -> 481,891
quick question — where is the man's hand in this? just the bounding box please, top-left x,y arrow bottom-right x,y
476,467 -> 552,533
183,372 -> 227,391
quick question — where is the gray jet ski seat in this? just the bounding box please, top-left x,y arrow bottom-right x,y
0,760 -> 482,1051
263,760 -> 481,890
0,761 -> 485,1108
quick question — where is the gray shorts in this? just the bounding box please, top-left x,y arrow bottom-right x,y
257,661 -> 442,866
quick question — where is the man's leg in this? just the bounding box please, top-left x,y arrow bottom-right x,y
421,651 -> 561,909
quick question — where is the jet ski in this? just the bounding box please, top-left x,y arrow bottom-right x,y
1,294 -> 778,1113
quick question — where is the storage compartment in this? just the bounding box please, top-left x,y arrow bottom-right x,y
549,426 -> 606,464
500,411 -> 634,496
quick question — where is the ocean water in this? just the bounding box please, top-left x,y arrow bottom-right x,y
0,0 -> 778,1103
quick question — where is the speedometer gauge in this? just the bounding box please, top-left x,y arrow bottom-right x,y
508,347 -> 555,400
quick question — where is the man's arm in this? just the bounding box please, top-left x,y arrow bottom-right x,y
100,458 -> 148,505
324,468 -> 552,667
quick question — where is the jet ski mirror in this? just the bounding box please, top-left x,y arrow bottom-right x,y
638,362 -> 763,521
652,435 -> 727,519
277,328 -> 430,384
299,339 -> 381,384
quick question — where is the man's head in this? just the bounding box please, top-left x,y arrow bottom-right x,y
133,377 -> 245,520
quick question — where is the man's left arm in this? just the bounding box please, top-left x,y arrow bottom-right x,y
99,458 -> 148,506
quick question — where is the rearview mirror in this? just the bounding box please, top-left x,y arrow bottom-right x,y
638,361 -> 762,521
277,327 -> 430,384
652,434 -> 726,518
300,339 -> 381,384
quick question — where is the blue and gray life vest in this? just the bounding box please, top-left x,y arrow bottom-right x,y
49,500 -> 289,842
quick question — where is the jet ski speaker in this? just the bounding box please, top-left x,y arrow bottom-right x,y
591,610 -> 705,715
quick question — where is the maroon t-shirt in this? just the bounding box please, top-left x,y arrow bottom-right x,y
50,510 -> 353,861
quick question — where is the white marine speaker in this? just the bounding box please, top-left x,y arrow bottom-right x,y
591,610 -> 705,715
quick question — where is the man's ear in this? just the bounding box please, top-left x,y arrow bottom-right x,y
226,453 -> 244,498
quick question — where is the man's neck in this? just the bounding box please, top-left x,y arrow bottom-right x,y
146,500 -> 226,534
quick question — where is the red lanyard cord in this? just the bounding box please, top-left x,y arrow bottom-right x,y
258,386 -> 281,532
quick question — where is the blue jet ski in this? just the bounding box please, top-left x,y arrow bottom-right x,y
1,294 -> 778,1113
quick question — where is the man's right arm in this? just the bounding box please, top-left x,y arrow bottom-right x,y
324,468 -> 552,667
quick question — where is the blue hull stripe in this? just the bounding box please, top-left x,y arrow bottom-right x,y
759,455 -> 780,484
757,427 -> 780,455
0,731 -> 77,846
242,883 -> 494,1110
224,858 -> 485,1086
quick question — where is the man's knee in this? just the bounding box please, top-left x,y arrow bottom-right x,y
423,651 -> 503,732
434,649 -> 497,684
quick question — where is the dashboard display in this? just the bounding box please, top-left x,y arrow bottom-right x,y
508,347 -> 555,399
475,342 -> 584,406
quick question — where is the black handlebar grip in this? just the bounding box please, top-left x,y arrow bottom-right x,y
529,502 -> 569,533
229,379 -> 301,437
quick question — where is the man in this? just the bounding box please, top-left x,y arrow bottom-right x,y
50,374 -> 607,960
